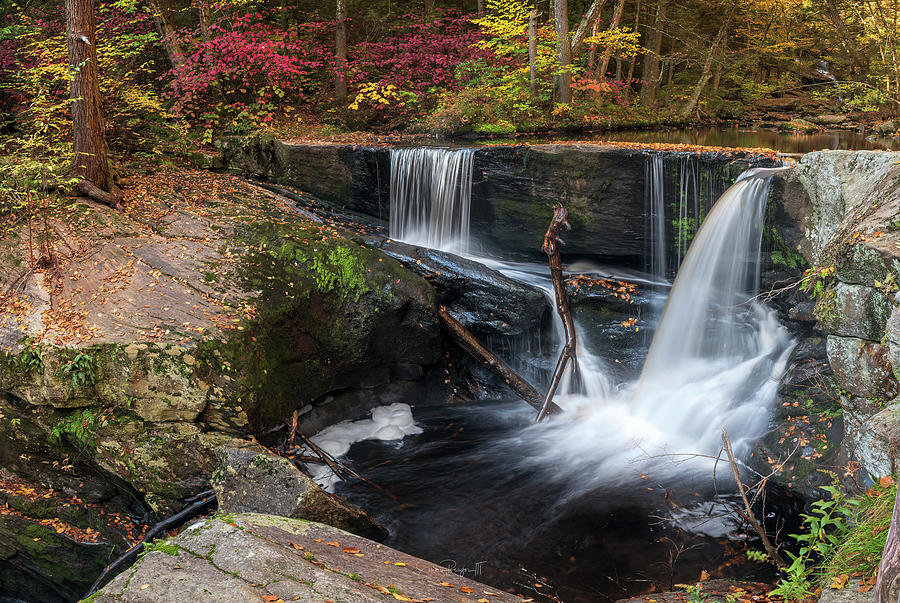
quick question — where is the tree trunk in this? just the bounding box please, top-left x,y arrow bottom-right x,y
555,0 -> 572,103
334,0 -> 348,104
477,0 -> 483,11
198,0 -> 211,43
66,0 -> 116,204
147,0 -> 184,69
570,0 -> 608,55
679,15 -> 730,120
529,9 -> 538,95
588,18 -> 600,77
640,0 -> 665,106
623,0 -> 639,102
598,0 -> 627,78
876,483 -> 900,603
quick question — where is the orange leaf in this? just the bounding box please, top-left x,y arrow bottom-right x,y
459,587 -> 473,593
289,542 -> 303,550
439,581 -> 455,587
881,476 -> 895,487
342,547 -> 360,554
830,574 -> 849,590
326,541 -> 340,547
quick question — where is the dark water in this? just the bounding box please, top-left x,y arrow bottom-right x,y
500,127 -> 899,154
336,400 -> 779,603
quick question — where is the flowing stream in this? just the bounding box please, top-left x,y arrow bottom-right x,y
339,149 -> 795,601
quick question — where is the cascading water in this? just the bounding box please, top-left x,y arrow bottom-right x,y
645,153 -> 743,278
515,167 -> 794,490
645,155 -> 667,281
389,147 -> 474,253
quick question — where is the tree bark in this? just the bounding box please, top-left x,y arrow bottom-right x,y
529,9 -> 538,95
67,0 -> 116,205
640,0 -> 666,106
679,14 -> 730,120
147,0 -> 184,69
876,482 -> 900,603
570,0 -> 608,55
537,206 -> 578,422
334,0 -> 348,104
623,0 -> 639,102
197,0 -> 211,43
477,0 -> 483,11
438,308 -> 562,416
554,0 -> 572,103
598,0 -> 627,78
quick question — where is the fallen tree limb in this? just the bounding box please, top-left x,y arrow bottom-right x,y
76,179 -> 123,210
84,489 -> 217,597
721,432 -> 786,569
537,205 -> 578,423
438,306 -> 562,417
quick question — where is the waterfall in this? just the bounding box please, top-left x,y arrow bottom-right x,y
644,154 -> 742,279
515,167 -> 794,490
645,155 -> 666,281
389,148 -> 474,253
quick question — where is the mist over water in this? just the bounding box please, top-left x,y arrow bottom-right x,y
502,168 -> 794,493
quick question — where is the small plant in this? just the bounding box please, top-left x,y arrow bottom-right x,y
60,352 -> 96,388
14,338 -> 43,373
48,408 -> 110,450
770,475 -> 853,600
677,583 -> 709,603
746,549 -> 768,563
799,266 -> 835,299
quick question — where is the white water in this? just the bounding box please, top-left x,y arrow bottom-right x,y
305,403 -> 422,490
511,168 -> 793,490
389,147 -> 474,253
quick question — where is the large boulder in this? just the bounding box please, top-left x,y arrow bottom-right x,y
88,513 -> 521,603
0,171 -> 442,598
211,447 -> 386,540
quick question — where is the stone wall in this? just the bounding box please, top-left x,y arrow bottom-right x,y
774,151 -> 900,483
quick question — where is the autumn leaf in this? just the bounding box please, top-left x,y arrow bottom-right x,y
881,476 -> 895,487
830,574 -> 849,590
289,542 -> 303,550
326,541 -> 340,547
459,586 -> 473,593
391,593 -> 413,601
342,547 -> 360,554
393,562 -> 406,566
438,581 -> 455,587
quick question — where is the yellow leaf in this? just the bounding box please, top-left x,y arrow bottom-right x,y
391,593 -> 412,601
830,574 -> 849,589
393,562 -> 406,567
438,581 -> 455,587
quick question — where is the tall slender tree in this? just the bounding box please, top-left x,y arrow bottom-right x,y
66,0 -> 120,208
555,0 -> 572,102
335,0 -> 348,104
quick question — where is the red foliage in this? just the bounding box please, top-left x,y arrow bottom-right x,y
351,10 -> 485,95
166,11 -> 331,121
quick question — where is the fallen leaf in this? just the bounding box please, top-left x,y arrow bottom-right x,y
326,541 -> 340,547
439,581 -> 455,587
343,547 -> 360,554
139,584 -> 150,590
830,574 -> 849,590
460,587 -> 473,593
289,542 -> 303,550
393,562 -> 406,567
391,593 -> 412,601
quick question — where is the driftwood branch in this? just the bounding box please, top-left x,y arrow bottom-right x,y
84,489 -> 217,597
721,432 -> 786,568
537,205 -> 578,422
76,179 -> 123,210
438,307 -> 562,416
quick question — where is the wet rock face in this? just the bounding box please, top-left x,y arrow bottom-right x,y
219,139 -> 771,263
372,238 -> 549,339
91,514 -> 521,603
211,447 -> 386,540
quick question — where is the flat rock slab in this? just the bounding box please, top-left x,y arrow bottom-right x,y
89,513 -> 520,603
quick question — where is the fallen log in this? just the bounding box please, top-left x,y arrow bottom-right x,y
537,205 -> 579,422
76,178 -> 124,210
84,489 -> 217,597
438,306 -> 562,416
